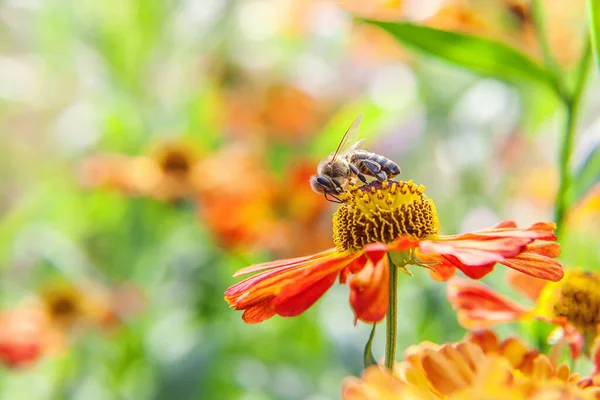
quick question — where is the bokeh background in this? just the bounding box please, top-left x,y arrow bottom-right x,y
1,0 -> 599,399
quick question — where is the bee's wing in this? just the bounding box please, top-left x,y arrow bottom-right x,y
341,139 -> 366,156
331,113 -> 364,161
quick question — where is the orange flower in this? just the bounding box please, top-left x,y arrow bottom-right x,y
448,269 -> 600,365
342,330 -> 600,399
225,179 -> 563,324
0,307 -> 48,368
195,145 -> 280,250
567,182 -> 600,231
339,0 -> 405,21
219,82 -> 329,144
79,140 -> 202,201
196,147 -> 332,254
40,280 -> 141,331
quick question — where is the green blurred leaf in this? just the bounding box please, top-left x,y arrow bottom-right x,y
589,0 -> 600,71
363,324 -> 378,369
361,20 -> 560,95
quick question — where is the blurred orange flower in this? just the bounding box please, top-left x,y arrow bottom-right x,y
40,280 -> 140,331
195,147 -> 331,254
339,0 -> 405,21
448,269 -> 600,367
269,161 -> 332,256
219,82 -> 330,144
0,307 -> 49,368
225,179 -> 562,324
79,140 -> 203,201
195,145 -> 280,250
0,280 -> 143,368
567,183 -> 600,231
342,330 -> 600,399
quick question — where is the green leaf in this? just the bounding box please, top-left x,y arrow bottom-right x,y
588,0 -> 600,71
363,324 -> 378,369
361,20 -> 560,95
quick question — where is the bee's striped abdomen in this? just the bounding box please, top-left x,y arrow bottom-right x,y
349,150 -> 401,178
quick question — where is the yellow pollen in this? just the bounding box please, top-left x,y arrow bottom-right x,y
332,180 -> 440,251
540,270 -> 600,333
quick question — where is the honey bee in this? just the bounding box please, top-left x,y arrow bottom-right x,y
310,114 -> 401,203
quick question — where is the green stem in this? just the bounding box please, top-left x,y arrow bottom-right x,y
385,254 -> 399,371
555,41 -> 592,236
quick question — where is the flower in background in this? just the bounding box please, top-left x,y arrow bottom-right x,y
225,179 -> 563,324
258,84 -> 328,143
195,145 -> 280,250
342,330 -> 600,399
268,160 -> 332,257
339,0 -> 405,20
147,140 -> 203,200
40,280 -> 138,331
0,307 -> 50,368
0,280 -> 143,368
448,269 -> 600,368
219,82 -> 330,144
567,182 -> 600,232
195,145 -> 331,254
424,2 -> 493,35
79,140 -> 203,201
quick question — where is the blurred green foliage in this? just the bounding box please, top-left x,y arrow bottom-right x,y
0,0 -> 599,399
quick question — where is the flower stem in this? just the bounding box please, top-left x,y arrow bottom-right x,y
555,41 -> 592,236
385,253 -> 399,371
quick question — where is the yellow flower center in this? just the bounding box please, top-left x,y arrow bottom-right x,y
332,180 -> 440,252
43,285 -> 84,327
542,270 -> 600,332
160,149 -> 192,175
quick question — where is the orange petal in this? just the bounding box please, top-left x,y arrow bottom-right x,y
500,244 -> 564,282
419,237 -> 530,267
466,330 -> 500,353
225,251 -> 356,323
415,251 -> 457,281
451,259 -> 495,280
594,338 -> 600,374
445,221 -> 557,241
524,240 -> 561,257
497,337 -> 530,369
387,236 -> 420,252
233,247 -> 339,276
0,307 -> 46,368
422,221 -> 562,281
493,222 -> 556,240
424,253 -> 496,280
563,325 -> 584,360
241,298 -> 276,324
429,261 -> 457,281
349,250 -> 389,323
506,269 -> 548,302
447,278 -> 531,329
273,268 -> 340,317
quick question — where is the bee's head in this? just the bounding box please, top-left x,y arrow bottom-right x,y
309,174 -> 331,195
309,175 -> 344,203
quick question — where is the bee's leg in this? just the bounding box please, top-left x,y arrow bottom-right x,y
375,171 -> 388,181
361,160 -> 388,181
331,178 -> 344,193
349,164 -> 368,184
324,192 -> 343,203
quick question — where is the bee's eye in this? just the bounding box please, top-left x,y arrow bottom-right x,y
317,177 -> 330,187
